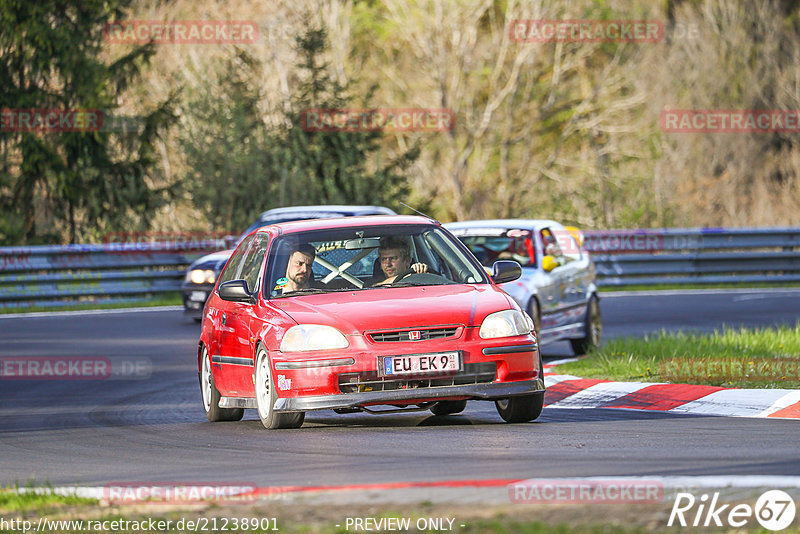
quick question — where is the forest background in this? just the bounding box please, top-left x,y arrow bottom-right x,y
2,0 -> 799,245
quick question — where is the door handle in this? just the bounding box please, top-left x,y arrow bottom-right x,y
222,312 -> 226,326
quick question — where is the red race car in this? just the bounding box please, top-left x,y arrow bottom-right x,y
198,215 -> 544,429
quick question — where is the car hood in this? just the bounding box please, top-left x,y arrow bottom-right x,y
269,285 -> 515,334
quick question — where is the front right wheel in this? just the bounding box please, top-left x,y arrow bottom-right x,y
495,391 -> 544,423
254,346 -> 305,429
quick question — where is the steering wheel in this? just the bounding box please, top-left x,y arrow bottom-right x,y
391,268 -> 417,284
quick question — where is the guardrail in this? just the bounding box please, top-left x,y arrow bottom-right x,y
0,240 -> 226,309
583,227 -> 800,287
0,227 -> 798,309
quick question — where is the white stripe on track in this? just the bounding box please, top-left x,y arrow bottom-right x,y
0,306 -> 182,319
544,374 -> 584,387
669,388 -> 796,417
757,390 -> 800,418
547,380 -> 655,408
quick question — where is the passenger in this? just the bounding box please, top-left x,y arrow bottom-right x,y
373,236 -> 428,285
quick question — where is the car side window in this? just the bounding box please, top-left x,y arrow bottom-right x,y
217,235 -> 255,288
541,227 -> 572,266
561,234 -> 582,261
239,235 -> 270,293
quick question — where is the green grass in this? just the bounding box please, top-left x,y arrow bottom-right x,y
3,488 -> 799,533
0,485 -> 96,512
0,293 -> 182,314
559,324 -> 800,388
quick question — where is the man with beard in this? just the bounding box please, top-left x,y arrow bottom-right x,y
282,244 -> 317,292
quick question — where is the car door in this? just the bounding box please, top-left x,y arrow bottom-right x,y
537,226 -> 575,333
225,234 -> 271,394
215,234 -> 270,396
209,235 -> 255,395
540,225 -> 586,332
558,229 -> 589,306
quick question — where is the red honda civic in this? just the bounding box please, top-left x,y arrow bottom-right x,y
198,215 -> 544,429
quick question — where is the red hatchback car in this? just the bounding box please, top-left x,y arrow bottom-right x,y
198,215 -> 544,429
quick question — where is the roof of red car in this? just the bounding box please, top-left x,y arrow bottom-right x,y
254,214 -> 437,234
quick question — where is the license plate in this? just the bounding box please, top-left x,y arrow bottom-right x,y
380,351 -> 461,377
189,291 -> 207,302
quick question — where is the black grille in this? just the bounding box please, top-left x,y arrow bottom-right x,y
369,327 -> 459,343
338,362 -> 497,393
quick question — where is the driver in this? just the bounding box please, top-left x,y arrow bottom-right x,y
373,236 -> 428,285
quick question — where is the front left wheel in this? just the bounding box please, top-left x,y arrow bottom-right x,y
200,345 -> 244,422
255,346 -> 305,429
569,295 -> 602,355
430,400 -> 467,415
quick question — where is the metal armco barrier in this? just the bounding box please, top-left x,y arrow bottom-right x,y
0,240 -> 225,309
1,228 -> 798,308
583,227 -> 800,287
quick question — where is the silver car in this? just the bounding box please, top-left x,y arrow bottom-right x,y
445,219 -> 601,354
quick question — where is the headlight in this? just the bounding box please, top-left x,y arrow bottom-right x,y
187,269 -> 216,284
280,325 -> 349,352
479,310 -> 532,339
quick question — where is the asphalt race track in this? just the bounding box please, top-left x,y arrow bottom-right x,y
1,289 -> 799,488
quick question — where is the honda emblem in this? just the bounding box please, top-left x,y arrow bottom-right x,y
408,330 -> 422,341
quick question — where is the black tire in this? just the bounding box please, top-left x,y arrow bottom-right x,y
569,295 -> 602,355
254,345 -> 305,429
200,345 -> 244,422
193,317 -> 202,323
495,391 -> 544,423
430,400 -> 467,415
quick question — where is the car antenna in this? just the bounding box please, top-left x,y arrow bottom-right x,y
399,202 -> 440,224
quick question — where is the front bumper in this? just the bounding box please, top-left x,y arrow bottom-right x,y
272,377 -> 545,412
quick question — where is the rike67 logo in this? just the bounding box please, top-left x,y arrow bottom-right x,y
669,490 -> 796,531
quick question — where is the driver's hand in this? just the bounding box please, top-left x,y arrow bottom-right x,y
411,262 -> 428,274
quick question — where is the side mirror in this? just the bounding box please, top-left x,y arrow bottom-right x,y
218,280 -> 255,303
541,255 -> 558,272
492,260 -> 522,284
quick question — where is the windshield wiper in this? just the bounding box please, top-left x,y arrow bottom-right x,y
280,287 -> 363,296
280,288 -> 327,295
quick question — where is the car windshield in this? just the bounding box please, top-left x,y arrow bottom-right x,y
265,224 -> 488,298
238,215 -> 342,243
454,229 -> 536,268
